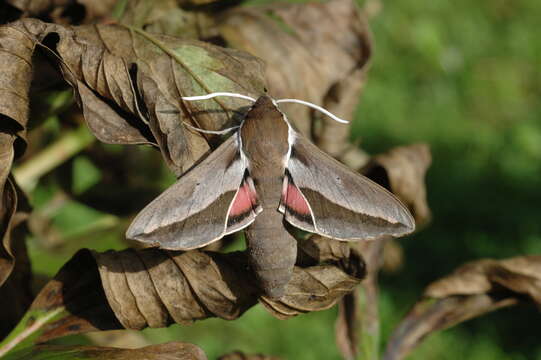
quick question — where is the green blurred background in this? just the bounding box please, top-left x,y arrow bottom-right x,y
22,0 -> 541,359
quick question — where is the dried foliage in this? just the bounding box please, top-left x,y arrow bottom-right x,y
383,256 -> 541,360
220,0 -> 372,146
1,18 -> 266,176
0,14 -> 264,347
0,236 -> 364,355
6,0 -> 118,24
7,342 -> 208,360
0,3 -> 427,353
3,0 -> 534,359
0,176 -> 32,338
219,351 -> 282,360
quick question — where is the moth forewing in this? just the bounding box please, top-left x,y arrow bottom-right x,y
282,132 -> 415,241
125,135 -> 258,250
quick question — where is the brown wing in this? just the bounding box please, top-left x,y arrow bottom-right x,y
126,135 -> 260,250
281,134 -> 415,241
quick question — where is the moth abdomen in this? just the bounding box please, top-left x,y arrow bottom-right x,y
245,209 -> 297,299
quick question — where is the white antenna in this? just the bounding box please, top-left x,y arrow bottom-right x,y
183,122 -> 240,135
181,92 -> 256,102
275,98 -> 349,124
180,92 -> 349,124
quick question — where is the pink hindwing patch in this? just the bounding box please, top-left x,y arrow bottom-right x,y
281,176 -> 311,216
229,179 -> 258,217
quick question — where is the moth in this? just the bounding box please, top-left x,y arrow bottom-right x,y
126,93 -> 415,299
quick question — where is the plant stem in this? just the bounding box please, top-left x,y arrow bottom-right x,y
0,307 -> 65,357
360,279 -> 381,360
13,125 -> 95,192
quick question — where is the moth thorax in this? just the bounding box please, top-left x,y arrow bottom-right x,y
241,106 -> 289,168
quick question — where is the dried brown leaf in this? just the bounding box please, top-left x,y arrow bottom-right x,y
362,144 -> 432,227
425,255 -> 541,304
178,0 -> 230,6
0,179 -> 32,338
339,145 -> 371,172
219,0 -> 371,141
381,239 -> 404,273
0,26 -> 33,149
86,330 -> 151,349
1,19 -> 266,175
260,236 -> 365,320
7,0 -> 58,19
0,135 -> 32,338
118,0 -> 216,39
0,19 -> 35,336
0,139 -> 16,285
0,15 -> 265,337
317,67 -> 369,158
76,0 -> 118,22
383,295 -> 517,360
27,249 -> 122,343
383,255 -> 541,360
12,236 -> 364,344
9,342 -> 208,360
260,264 -> 362,319
7,0 -> 118,24
218,351 -> 282,360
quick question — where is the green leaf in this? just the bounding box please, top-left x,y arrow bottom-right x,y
71,156 -> 102,195
0,308 -> 67,357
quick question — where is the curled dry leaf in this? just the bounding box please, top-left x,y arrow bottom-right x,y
177,0 -> 231,6
7,0 -> 118,24
86,330 -> 151,350
383,255 -> 541,360
218,351 -> 282,360
117,0 -> 217,39
0,13 -> 35,336
0,178 -> 33,339
425,255 -> 541,305
383,295 -> 518,360
0,138 -> 17,286
0,91 -> 32,338
259,264 -> 362,319
1,18 -> 266,175
97,235 -> 365,327
6,342 -> 207,360
219,0 -> 372,147
0,249 -> 118,357
0,11 -> 265,335
261,235 -> 366,326
362,143 -> 432,227
381,239 -> 405,273
0,236 -> 365,350
95,248 -> 257,329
